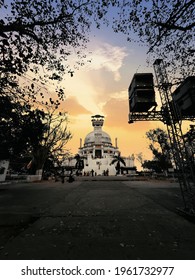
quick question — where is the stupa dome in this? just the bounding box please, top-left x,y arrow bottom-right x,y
83,115 -> 112,146
84,130 -> 112,145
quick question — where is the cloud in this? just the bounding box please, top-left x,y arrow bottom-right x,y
62,43 -> 130,115
86,43 -> 128,81
102,97 -> 154,131
103,97 -> 128,127
59,96 -> 92,116
109,90 -> 127,100
101,97 -> 157,162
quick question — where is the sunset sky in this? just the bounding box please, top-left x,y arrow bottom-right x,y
56,24 -> 166,168
18,8 -> 192,169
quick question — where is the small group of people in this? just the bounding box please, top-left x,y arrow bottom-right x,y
103,169 -> 109,176
83,169 -> 96,177
59,167 -> 110,182
83,169 -> 109,176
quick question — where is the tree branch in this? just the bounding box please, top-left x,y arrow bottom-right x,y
153,21 -> 195,31
0,1 -> 90,36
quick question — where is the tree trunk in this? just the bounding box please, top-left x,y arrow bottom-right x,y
32,146 -> 49,177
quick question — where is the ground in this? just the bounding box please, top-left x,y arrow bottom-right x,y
0,177 -> 195,260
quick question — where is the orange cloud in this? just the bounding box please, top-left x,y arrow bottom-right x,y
59,96 -> 92,116
100,97 -> 164,166
102,97 -> 153,131
102,98 -> 128,127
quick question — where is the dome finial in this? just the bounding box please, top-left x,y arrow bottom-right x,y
91,115 -> 104,127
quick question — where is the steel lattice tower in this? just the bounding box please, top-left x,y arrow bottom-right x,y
153,59 -> 195,214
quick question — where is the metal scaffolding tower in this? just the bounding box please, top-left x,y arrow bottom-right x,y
128,111 -> 194,123
153,59 -> 195,214
129,59 -> 195,215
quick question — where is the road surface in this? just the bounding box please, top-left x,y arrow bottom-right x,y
0,178 -> 195,260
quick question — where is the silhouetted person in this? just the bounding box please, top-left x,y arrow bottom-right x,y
68,170 -> 74,183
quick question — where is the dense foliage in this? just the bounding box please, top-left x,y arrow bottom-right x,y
0,0 -> 115,103
30,108 -> 72,173
112,0 -> 195,82
0,95 -> 45,160
0,95 -> 71,174
143,128 -> 173,173
1,0 -> 194,102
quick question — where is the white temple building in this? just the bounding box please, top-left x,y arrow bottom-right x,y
63,115 -> 136,175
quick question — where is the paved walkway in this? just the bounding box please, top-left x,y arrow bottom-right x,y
0,179 -> 195,260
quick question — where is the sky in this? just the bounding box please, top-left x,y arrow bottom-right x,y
3,1 -> 191,170
0,0 -> 160,169
54,20 -> 192,170
54,24 -> 167,168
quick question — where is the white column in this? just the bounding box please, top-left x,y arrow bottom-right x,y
115,138 -> 117,148
101,145 -> 104,158
80,138 -> 82,148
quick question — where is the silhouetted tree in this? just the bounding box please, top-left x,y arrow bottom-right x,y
111,0 -> 195,82
1,0 -> 194,104
74,154 -> 85,169
145,128 -> 172,174
110,154 -> 126,175
0,0 -> 114,103
29,108 -> 72,175
0,95 -> 45,160
142,160 -> 162,173
0,95 -> 72,175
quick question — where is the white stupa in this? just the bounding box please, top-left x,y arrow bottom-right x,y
63,115 -> 136,175
77,115 -> 136,175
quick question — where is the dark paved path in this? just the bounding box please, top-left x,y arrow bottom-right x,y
0,179 -> 195,260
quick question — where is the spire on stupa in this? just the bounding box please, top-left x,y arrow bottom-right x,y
91,115 -> 104,128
